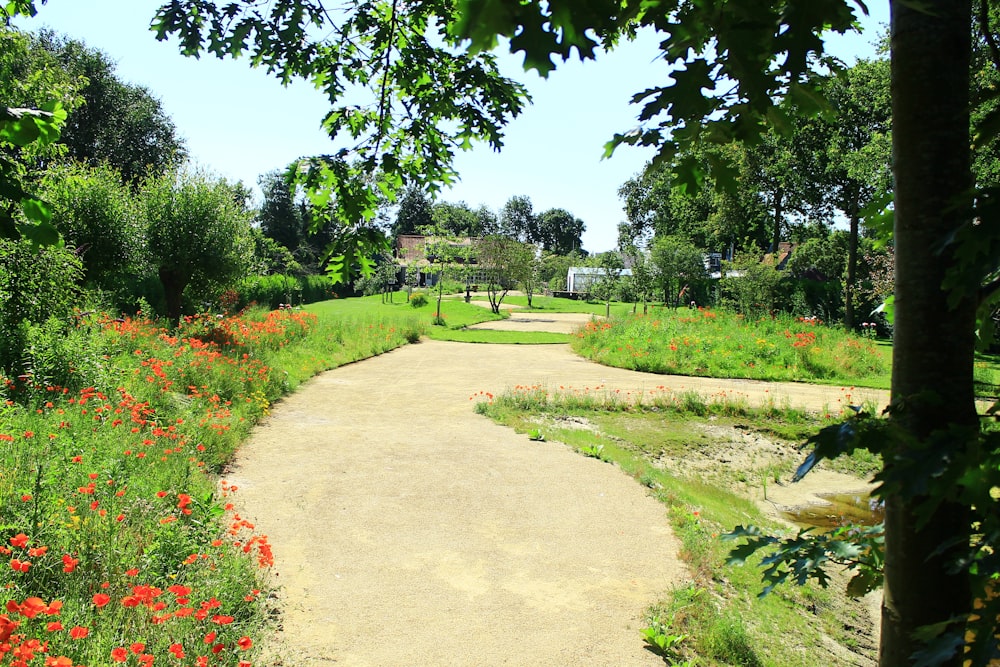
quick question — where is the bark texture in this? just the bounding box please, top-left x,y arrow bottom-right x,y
884,1 -> 978,664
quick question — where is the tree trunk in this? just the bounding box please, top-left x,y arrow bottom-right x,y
883,2 -> 977,664
771,186 -> 784,253
159,266 -> 188,327
844,194 -> 859,330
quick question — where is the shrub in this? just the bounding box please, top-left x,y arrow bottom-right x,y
0,238 -> 83,374
410,293 -> 428,308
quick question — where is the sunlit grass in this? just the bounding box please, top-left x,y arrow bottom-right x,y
571,306 -> 892,389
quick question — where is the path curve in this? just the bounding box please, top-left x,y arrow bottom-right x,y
231,313 -> 889,666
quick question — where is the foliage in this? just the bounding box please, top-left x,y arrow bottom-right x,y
33,29 -> 187,185
649,235 -> 707,307
255,168 -> 334,274
533,207 -> 585,254
393,185 -> 434,239
431,199 -> 482,237
0,237 -> 82,376
785,233 -> 848,282
499,194 -> 535,242
0,25 -> 75,245
618,143 -> 768,253
147,0 -> 530,282
142,169 -> 254,323
476,234 -> 529,314
720,254 -> 784,319
38,162 -> 145,290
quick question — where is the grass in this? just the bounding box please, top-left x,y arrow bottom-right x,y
474,385 -> 880,667
429,329 -> 570,344
570,306 -> 893,389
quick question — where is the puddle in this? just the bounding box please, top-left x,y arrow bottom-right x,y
782,492 -> 884,529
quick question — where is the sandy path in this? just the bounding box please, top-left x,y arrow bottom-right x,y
231,313 -> 890,666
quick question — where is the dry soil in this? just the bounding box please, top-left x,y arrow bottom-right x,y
229,311 -> 889,666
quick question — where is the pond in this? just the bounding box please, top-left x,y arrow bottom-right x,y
782,492 -> 885,530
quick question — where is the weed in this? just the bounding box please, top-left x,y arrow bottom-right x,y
641,615 -> 690,663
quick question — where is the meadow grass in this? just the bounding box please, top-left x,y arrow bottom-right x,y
474,385 -> 879,666
571,306 -> 893,389
428,329 -> 570,344
0,303 -> 425,667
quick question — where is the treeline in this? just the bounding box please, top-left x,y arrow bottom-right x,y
0,26 -> 346,378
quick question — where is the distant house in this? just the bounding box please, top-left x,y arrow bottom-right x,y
565,266 -> 632,294
763,242 -> 796,270
395,234 -> 478,287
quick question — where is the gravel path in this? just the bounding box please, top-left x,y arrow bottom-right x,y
230,312 -> 889,666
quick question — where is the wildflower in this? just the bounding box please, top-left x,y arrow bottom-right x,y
69,625 -> 89,639
62,555 -> 79,573
10,533 -> 29,548
238,636 -> 253,650
92,593 -> 111,608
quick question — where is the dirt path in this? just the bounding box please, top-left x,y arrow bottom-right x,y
231,312 -> 889,666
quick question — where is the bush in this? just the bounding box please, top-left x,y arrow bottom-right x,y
0,238 -> 83,374
410,293 -> 429,308
233,274 -> 349,311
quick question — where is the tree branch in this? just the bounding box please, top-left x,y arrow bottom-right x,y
373,0 -> 398,159
978,0 -> 1000,73
979,274 -> 1000,306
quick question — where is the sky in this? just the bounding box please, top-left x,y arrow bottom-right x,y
19,1 -> 889,253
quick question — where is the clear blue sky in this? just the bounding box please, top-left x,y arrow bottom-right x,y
20,0 -> 888,253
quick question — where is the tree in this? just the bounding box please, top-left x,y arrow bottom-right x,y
31,30 -> 187,185
511,243 -> 540,307
476,234 -> 529,314
474,204 -> 500,236
818,56 -> 892,328
595,250 -> 624,318
619,144 -> 769,254
535,207 -> 585,254
38,162 -> 144,290
142,169 -> 253,324
432,200 -> 481,237
393,186 -> 434,238
499,195 -> 536,242
649,235 -> 706,307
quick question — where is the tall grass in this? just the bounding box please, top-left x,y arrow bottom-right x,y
0,304 -> 424,666
571,306 -> 890,388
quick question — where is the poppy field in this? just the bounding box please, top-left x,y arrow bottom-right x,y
571,307 -> 891,388
0,304 -> 424,667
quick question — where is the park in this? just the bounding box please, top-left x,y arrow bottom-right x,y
2,1 -> 999,666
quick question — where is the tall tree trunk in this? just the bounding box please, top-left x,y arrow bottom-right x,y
883,2 -> 977,664
772,186 -> 784,253
159,266 -> 188,327
844,190 -> 859,330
